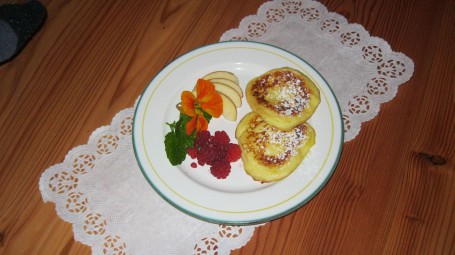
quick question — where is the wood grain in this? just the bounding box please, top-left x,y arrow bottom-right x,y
0,0 -> 453,254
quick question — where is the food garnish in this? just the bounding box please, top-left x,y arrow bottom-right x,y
165,79 -> 222,166
181,79 -> 223,135
164,73 -> 242,180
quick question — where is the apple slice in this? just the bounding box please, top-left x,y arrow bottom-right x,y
211,82 -> 242,108
209,78 -> 243,98
219,93 -> 237,121
203,71 -> 239,86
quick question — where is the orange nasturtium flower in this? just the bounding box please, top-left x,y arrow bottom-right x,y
180,79 -> 223,135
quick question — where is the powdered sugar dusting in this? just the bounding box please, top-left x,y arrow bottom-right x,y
252,70 -> 310,116
246,116 -> 308,165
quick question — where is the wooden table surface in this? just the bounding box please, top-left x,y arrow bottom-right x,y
1,0 -> 454,254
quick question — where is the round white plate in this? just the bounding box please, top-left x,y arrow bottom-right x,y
133,41 -> 343,225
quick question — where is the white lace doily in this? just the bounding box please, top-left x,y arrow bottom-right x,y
221,0 -> 414,141
39,0 -> 415,254
39,107 -> 257,255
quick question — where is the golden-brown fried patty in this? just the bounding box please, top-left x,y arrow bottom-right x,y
245,67 -> 320,131
235,112 -> 316,182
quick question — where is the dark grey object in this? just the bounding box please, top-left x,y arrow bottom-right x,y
0,1 -> 47,64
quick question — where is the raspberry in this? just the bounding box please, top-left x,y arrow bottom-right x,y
187,130 -> 240,179
210,160 -> 231,179
198,143 -> 226,165
212,130 -> 230,145
194,130 -> 211,148
187,147 -> 198,159
197,154 -> 208,166
226,143 -> 241,162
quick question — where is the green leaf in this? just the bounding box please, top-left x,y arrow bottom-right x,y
165,132 -> 188,166
164,114 -> 195,166
164,108 -> 217,166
